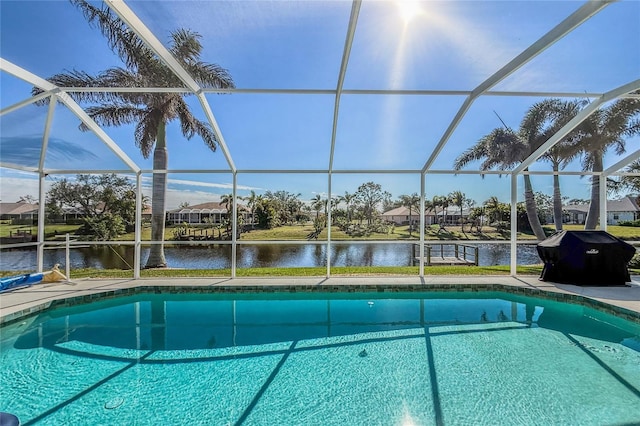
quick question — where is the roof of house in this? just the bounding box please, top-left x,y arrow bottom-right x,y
381,206 -> 414,216
167,201 -> 246,213
564,196 -> 640,213
382,206 -> 469,216
0,202 -> 39,215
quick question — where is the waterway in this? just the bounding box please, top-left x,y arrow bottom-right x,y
0,243 -> 541,271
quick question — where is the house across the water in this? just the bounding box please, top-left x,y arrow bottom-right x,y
564,196 -> 640,225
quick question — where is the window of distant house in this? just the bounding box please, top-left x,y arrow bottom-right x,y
613,214 -> 619,220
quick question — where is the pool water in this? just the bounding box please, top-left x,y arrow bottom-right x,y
1,292 -> 639,425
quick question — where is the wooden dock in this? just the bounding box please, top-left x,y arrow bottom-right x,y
412,243 -> 479,266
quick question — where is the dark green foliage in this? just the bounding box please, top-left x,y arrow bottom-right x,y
46,174 -> 137,240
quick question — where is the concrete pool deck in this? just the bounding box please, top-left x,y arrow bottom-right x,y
1,275 -> 640,326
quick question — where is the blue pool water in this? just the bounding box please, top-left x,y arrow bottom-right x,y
1,292 -> 639,425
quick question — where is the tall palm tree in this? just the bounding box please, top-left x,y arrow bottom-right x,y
399,193 -> 420,237
525,99 -> 585,231
33,0 -> 234,267
453,98 -> 578,241
570,98 -> 640,229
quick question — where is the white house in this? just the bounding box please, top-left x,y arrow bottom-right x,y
381,206 -> 469,226
166,202 -> 251,225
564,196 -> 640,225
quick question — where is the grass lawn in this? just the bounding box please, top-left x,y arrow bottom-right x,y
2,222 -> 640,242
3,264 -> 544,279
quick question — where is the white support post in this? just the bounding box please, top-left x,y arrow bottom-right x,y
327,173 -> 332,278
419,173 -> 425,278
231,172 -> 237,278
37,172 -> 46,272
599,173 -> 607,231
134,172 -> 142,279
510,174 -> 518,277
65,233 -> 71,281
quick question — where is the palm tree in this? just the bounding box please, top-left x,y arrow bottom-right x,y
618,159 -> 640,194
242,190 -> 259,228
220,193 -> 233,215
483,196 -> 502,224
33,0 -> 234,267
525,99 -> 585,231
399,193 -> 420,237
570,98 -> 640,229
431,195 -> 443,227
311,195 -> 324,221
453,98 -> 573,240
449,190 -> 467,232
339,191 -> 357,225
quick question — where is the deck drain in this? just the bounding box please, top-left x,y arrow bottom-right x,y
104,397 -> 124,410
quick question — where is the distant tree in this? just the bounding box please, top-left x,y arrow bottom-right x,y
241,190 -> 260,227
338,191 -> 357,225
399,193 -> 420,237
178,201 -> 191,209
264,190 -> 302,225
355,182 -> 391,225
311,194 -> 324,221
534,192 -> 553,225
220,193 -> 233,213
46,174 -> 137,240
255,198 -> 278,229
449,190 -> 468,232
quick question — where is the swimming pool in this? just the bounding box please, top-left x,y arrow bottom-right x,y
1,291 -> 639,425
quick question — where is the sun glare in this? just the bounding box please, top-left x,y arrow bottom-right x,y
396,0 -> 423,24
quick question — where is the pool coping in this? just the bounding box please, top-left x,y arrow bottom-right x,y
1,275 -> 640,327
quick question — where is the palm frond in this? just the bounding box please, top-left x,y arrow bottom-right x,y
82,104 -> 147,130
174,98 -> 218,151
170,29 -> 203,63
70,0 -> 154,71
134,110 -> 163,158
185,62 -> 235,89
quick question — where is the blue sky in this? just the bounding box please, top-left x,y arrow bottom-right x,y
1,0 -> 639,209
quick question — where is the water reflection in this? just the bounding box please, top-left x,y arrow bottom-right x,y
9,294 -> 638,352
0,243 -> 541,271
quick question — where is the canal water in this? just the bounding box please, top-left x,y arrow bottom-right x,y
0,243 -> 541,271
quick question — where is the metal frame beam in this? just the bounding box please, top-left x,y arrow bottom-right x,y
421,0 -> 611,173
514,79 -> 640,174
1,58 -> 140,173
603,149 -> 640,175
328,0 -> 361,172
105,0 -> 236,173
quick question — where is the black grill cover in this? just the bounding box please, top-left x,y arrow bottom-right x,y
537,230 -> 635,286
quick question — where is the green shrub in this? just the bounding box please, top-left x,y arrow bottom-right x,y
618,220 -> 640,227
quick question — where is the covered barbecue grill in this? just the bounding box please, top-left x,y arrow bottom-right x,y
537,230 -> 635,286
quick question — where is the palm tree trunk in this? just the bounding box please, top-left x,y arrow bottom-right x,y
523,173 -> 546,240
408,207 -> 413,237
146,123 -> 168,268
552,163 -> 563,231
584,153 -> 603,230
